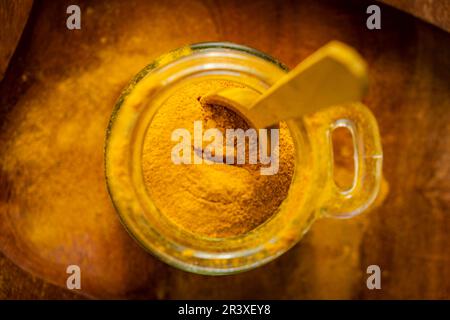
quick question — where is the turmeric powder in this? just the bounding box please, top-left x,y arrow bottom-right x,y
141,79 -> 295,238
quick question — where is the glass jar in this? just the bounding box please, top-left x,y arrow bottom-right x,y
105,42 -> 382,274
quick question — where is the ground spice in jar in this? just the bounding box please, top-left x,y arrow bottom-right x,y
141,79 -> 295,238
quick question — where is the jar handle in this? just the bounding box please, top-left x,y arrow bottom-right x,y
311,103 -> 383,218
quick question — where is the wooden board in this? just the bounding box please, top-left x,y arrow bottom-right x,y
0,0 -> 33,81
380,0 -> 450,33
0,0 -> 448,299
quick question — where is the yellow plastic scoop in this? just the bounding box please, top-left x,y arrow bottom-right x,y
200,41 -> 368,128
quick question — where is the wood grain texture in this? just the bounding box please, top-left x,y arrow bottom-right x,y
0,252 -> 81,299
380,0 -> 450,32
0,0 -> 449,299
0,0 -> 33,80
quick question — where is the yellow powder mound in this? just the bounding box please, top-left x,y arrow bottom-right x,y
142,79 -> 295,238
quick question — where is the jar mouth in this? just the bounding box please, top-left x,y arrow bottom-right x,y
105,42 -> 316,274
190,42 -> 289,71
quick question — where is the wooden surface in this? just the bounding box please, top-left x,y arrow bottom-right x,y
0,0 -> 449,299
0,0 -> 33,80
380,0 -> 450,32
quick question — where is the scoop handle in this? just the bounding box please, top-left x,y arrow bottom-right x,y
201,41 -> 369,128
250,41 -> 369,127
